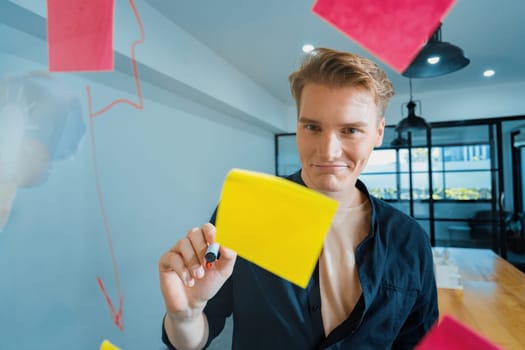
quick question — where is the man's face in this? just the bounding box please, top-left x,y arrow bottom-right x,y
296,83 -> 385,197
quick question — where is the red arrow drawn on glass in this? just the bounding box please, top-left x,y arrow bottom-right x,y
86,0 -> 145,331
89,117 -> 125,331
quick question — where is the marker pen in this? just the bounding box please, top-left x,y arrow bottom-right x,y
205,243 -> 220,268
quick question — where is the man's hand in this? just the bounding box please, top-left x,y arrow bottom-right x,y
159,223 -> 237,321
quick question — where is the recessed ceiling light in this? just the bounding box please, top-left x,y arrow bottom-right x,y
427,56 -> 440,64
483,69 -> 495,77
302,44 -> 315,53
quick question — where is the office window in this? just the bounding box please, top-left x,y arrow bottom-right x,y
276,134 -> 300,176
432,144 -> 491,200
362,148 -> 433,200
361,144 -> 492,201
363,149 -> 400,199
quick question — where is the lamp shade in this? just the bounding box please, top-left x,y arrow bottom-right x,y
402,23 -> 470,78
395,101 -> 430,132
390,131 -> 409,147
403,42 -> 470,78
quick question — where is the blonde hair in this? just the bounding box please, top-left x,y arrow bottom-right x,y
289,48 -> 394,117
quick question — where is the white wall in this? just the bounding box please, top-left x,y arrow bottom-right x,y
0,1 -> 287,349
386,81 -> 525,126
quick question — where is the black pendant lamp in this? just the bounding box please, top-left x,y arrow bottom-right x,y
395,79 -> 430,132
390,130 -> 409,147
403,23 -> 470,78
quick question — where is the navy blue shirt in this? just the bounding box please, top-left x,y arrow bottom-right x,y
163,171 -> 438,349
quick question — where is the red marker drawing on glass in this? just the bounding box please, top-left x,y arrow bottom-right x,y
47,0 -> 146,332
86,0 -> 145,118
92,0 -> 144,332
88,0 -> 145,332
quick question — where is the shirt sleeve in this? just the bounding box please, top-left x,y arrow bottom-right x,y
161,314 -> 176,350
392,239 -> 439,349
202,276 -> 234,347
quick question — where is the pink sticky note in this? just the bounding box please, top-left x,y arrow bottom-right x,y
312,0 -> 456,72
415,315 -> 502,350
47,0 -> 115,72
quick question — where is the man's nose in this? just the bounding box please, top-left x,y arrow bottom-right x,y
319,131 -> 343,159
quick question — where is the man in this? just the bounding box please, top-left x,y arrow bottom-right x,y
159,48 -> 438,349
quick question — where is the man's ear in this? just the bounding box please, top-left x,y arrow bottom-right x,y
375,117 -> 385,147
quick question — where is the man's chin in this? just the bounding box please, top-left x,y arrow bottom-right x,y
302,171 -> 354,191
313,178 -> 347,193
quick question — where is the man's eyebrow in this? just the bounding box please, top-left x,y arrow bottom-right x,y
298,117 -> 319,124
340,121 -> 369,128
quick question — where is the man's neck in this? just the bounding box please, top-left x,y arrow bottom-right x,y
330,187 -> 366,209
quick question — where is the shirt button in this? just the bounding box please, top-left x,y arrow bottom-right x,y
311,304 -> 320,312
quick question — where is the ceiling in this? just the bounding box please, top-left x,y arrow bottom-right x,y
145,0 -> 525,107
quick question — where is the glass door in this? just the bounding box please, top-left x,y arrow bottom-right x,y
361,123 -> 505,252
428,124 -> 502,251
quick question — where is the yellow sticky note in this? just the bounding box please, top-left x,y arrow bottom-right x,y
216,168 -> 338,288
100,339 -> 121,350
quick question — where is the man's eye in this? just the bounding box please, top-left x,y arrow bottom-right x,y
304,124 -> 320,131
342,127 -> 358,134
